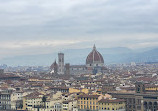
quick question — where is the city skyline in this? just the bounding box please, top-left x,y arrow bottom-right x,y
0,1 -> 158,110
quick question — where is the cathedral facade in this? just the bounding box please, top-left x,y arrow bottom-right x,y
50,45 -> 107,75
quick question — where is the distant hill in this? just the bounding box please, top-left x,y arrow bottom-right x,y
128,48 -> 158,63
0,47 -> 158,66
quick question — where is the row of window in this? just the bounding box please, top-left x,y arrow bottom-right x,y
78,101 -> 97,105
80,98 -> 97,100
54,106 -> 62,108
0,101 -> 11,104
63,105 -> 68,107
79,105 -> 98,110
0,95 -> 10,100
99,106 -> 124,110
100,102 -> 124,105
27,101 -> 42,104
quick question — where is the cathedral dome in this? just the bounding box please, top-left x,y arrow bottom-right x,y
86,45 -> 104,65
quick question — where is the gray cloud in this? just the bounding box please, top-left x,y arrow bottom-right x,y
0,0 -> 158,59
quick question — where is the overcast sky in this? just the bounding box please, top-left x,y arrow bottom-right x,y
0,0 -> 158,59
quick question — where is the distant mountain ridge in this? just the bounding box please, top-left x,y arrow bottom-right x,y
0,47 -> 158,66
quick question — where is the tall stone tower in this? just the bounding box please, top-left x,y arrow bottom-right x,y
135,82 -> 145,93
58,53 -> 64,74
0,69 -> 4,75
65,63 -> 70,75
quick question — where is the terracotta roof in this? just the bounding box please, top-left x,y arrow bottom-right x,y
136,77 -> 156,82
98,99 -> 125,103
86,45 -> 104,64
25,91 -> 43,99
78,94 -> 100,99
50,86 -> 69,90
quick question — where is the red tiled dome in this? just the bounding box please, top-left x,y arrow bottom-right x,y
86,45 -> 104,64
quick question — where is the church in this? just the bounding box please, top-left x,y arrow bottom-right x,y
50,45 -> 107,75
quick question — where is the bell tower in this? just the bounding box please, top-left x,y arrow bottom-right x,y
58,53 -> 64,74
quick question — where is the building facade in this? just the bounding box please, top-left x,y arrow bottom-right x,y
0,89 -> 12,110
70,45 -> 107,75
78,94 -> 100,111
98,99 -> 125,111
108,82 -> 158,111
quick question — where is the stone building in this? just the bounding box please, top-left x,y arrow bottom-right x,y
108,82 -> 158,111
0,89 -> 12,110
0,69 -> 4,75
58,53 -> 65,75
98,98 -> 125,111
70,45 -> 107,75
50,45 -> 107,75
50,60 -> 58,75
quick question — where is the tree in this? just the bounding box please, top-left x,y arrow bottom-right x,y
42,96 -> 47,108
19,103 -> 23,109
